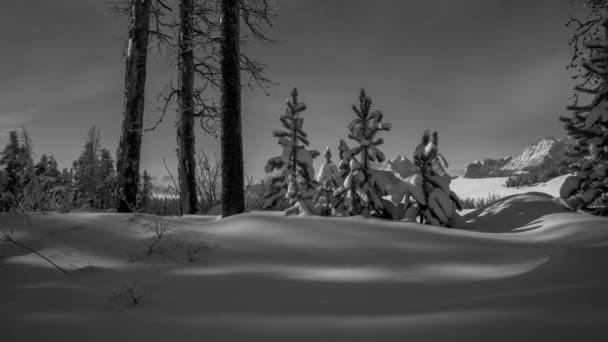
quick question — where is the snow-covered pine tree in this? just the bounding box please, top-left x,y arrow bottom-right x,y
262,88 -> 320,214
313,147 -> 340,215
560,16 -> 608,215
316,146 -> 340,187
34,154 -> 61,193
330,140 -> 353,216
332,89 -> 391,217
412,130 -> 462,227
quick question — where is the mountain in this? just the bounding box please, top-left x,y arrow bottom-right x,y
371,155 -> 418,179
463,157 -> 512,178
501,137 -> 568,171
463,137 -> 570,178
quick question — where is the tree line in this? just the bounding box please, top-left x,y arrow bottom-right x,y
0,127 -> 153,213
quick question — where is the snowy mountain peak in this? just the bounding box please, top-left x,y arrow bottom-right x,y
463,137 -> 569,178
501,137 -> 567,171
371,154 -> 418,179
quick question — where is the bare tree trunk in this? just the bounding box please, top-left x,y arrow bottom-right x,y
220,0 -> 245,217
177,0 -> 198,215
115,0 -> 152,213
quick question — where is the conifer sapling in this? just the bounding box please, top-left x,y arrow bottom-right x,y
262,88 -> 320,214
332,89 -> 391,217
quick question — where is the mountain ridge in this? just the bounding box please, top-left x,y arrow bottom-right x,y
463,137 -> 569,178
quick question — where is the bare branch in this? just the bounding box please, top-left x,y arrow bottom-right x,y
0,226 -> 68,275
163,157 -> 181,197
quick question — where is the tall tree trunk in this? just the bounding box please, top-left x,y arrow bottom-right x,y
220,0 -> 245,217
177,0 -> 198,215
115,0 -> 152,212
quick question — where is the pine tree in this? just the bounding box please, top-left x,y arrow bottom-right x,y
412,130 -> 463,227
0,131 -> 25,198
34,154 -> 61,192
19,127 -> 36,188
316,146 -> 340,187
59,168 -> 73,188
330,140 -> 352,215
332,89 -> 391,217
73,127 -> 102,207
0,169 -> 5,193
262,88 -> 320,214
34,154 -> 49,178
312,147 -> 340,216
97,148 -> 116,209
16,127 -> 45,211
560,16 -> 608,215
139,169 -> 153,211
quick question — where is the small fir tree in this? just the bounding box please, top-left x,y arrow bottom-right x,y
332,89 -> 391,217
34,154 -> 61,193
139,170 -> 154,211
313,147 -> 340,215
97,148 -> 117,209
0,131 -> 26,198
412,130 -> 462,227
262,88 -> 320,213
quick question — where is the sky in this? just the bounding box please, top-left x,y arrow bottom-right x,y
0,0 -> 587,184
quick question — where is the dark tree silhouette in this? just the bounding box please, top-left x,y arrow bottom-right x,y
220,0 -> 245,217
177,0 -> 198,214
147,0 -> 273,216
115,0 -> 153,212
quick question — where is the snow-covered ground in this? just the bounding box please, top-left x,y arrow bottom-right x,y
2,192 -> 608,341
452,174 -> 569,200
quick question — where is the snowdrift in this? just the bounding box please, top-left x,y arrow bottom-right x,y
451,174 -> 570,200
1,193 -> 608,341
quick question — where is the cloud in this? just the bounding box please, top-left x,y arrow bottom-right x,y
0,108 -> 41,129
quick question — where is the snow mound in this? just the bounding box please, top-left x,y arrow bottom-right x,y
461,192 -> 567,233
2,201 -> 608,341
452,174 -> 570,200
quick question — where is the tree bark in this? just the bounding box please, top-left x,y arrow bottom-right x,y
177,0 -> 198,215
220,0 -> 245,217
115,0 -> 152,213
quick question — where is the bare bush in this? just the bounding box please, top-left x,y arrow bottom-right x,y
195,149 -> 221,213
127,214 -> 211,263
116,189 -> 142,215
145,215 -> 172,256
180,239 -> 212,263
106,281 -> 144,311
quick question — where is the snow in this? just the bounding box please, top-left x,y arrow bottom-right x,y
2,197 -> 608,341
451,174 -> 571,200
